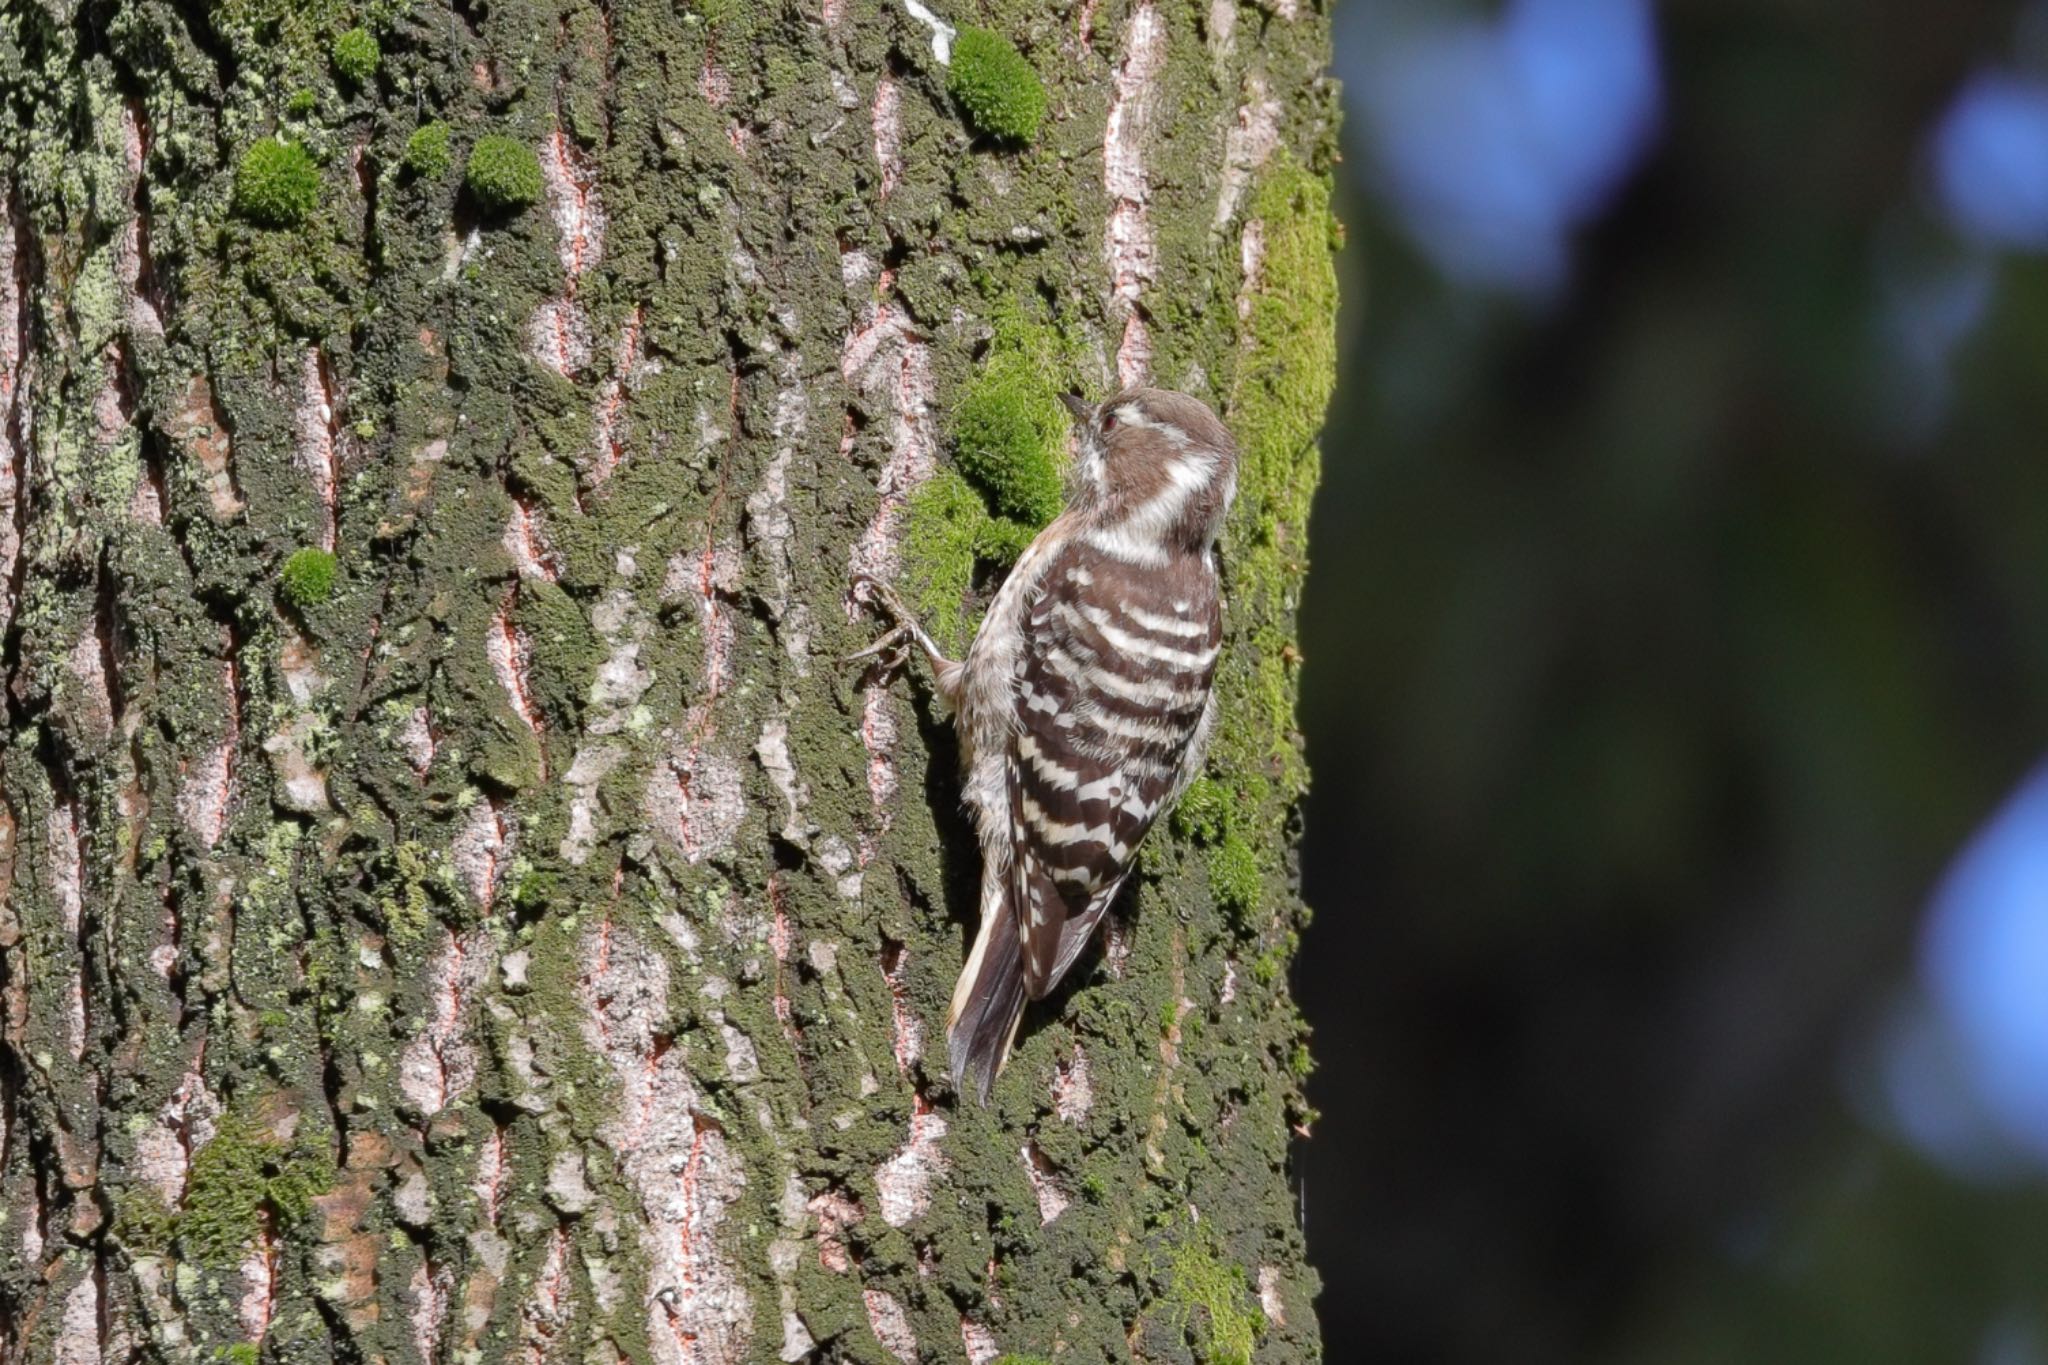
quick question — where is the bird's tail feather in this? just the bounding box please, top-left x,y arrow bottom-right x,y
946,906 -> 1027,1104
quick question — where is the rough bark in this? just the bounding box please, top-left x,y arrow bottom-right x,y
0,0 -> 1335,1360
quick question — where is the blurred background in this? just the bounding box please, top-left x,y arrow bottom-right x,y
1297,1 -> 2048,1362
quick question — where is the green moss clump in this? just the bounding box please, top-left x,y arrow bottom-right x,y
285,88 -> 316,117
218,1346 -> 260,1365
506,868 -> 558,915
1172,777 -> 1230,844
973,514 -> 1036,563
1235,157 -> 1339,525
1217,152 -> 1341,806
330,27 -> 379,82
280,547 -> 339,606
376,840 -> 439,944
403,120 -> 452,178
234,138 -> 320,228
947,27 -> 1048,142
180,1114 -> 333,1268
1251,931 -> 1294,986
179,1135 -> 262,1264
901,469 -> 986,653
1208,835 -> 1261,926
951,350 -> 1067,525
465,134 -> 544,212
889,303 -> 1074,652
1168,1237 -> 1264,1365
111,1187 -> 177,1254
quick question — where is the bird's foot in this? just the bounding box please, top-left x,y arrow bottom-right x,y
846,574 -> 954,676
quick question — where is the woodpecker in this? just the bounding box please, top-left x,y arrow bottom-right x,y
852,386 -> 1237,1101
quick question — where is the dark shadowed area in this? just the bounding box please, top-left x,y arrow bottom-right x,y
1299,0 -> 2048,1361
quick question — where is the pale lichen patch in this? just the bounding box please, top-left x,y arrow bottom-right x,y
238,1221 -> 278,1344
579,921 -> 753,1362
176,663 -> 237,847
397,929 -> 495,1116
863,1287 -> 919,1364
1052,1044 -> 1093,1123
278,636 -> 328,706
545,1151 -> 597,1214
46,805 -> 83,936
526,297 -> 593,377
1104,2 -> 1166,384
1021,1139 -> 1071,1224
263,713 -> 329,813
411,1259 -> 453,1365
806,1187 -> 863,1273
644,740 -> 746,864
295,347 -> 342,550
747,370 -> 810,662
1216,77 -> 1283,230
901,0 -> 957,62
540,128 -> 604,279
1206,0 -> 1236,63
872,77 -> 903,201
586,588 -> 654,735
504,501 -> 562,582
840,246 -> 876,291
65,630 -> 113,743
54,1270 -> 99,1365
875,1099 -> 947,1227
961,1317 -> 1001,1364
450,798 -> 513,911
756,719 -> 808,846
488,594 -> 547,774
133,1066 -> 220,1203
560,742 -> 622,864
398,705 -> 436,775
1259,1264 -> 1287,1324
587,307 -> 649,486
167,374 -> 242,518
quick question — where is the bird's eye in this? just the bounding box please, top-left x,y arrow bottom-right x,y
1100,412 -> 1118,433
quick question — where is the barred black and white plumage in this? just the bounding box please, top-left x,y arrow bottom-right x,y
852,386 -> 1238,1102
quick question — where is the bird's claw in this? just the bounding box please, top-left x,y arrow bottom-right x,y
850,572 -> 914,624
842,622 -> 911,669
847,573 -> 951,681
847,575 -> 916,671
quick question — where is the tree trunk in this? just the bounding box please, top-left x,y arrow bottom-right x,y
0,0 -> 1335,1358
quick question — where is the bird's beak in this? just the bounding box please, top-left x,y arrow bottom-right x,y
1059,392 -> 1092,423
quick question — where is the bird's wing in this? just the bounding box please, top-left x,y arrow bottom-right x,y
1006,542 -> 1222,997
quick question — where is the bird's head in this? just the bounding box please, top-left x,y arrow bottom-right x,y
1060,387 -> 1239,560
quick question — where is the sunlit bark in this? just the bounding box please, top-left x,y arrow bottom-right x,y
0,0 -> 1334,1359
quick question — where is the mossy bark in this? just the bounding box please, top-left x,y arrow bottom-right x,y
0,0 -> 1335,1360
